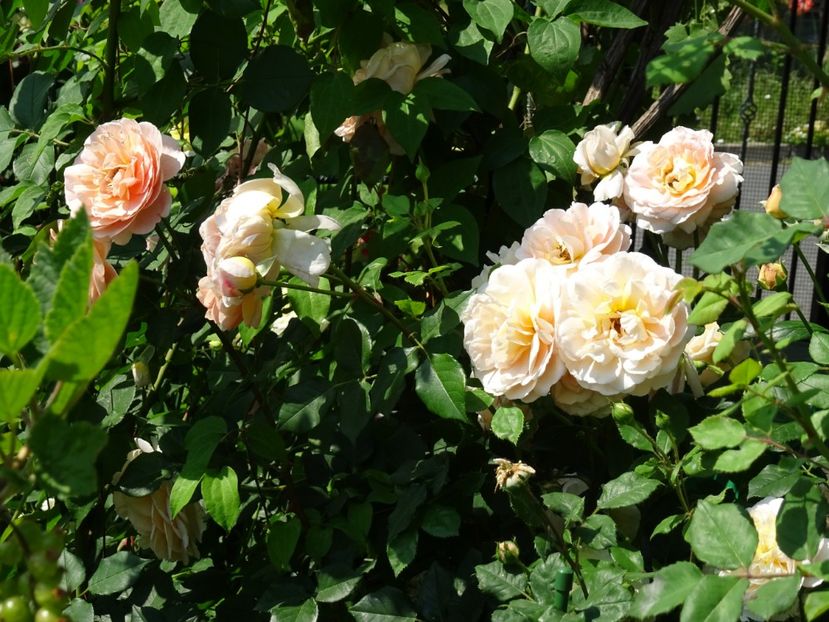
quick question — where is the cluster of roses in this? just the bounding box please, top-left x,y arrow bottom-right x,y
63,118 -> 185,302
463,125 -> 745,416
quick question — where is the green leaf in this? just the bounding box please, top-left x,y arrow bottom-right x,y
729,358 -> 761,386
0,367 -> 42,424
688,291 -> 730,325
713,320 -> 747,364
745,574 -> 801,620
350,587 -> 417,622
421,505 -> 460,538
474,561 -> 528,600
190,10 -> 246,81
22,0 -> 49,28
316,564 -> 363,603
690,211 -> 820,273
30,416 -> 107,498
45,262 -> 138,381
268,515 -> 302,570
28,212 -> 88,316
189,87 -> 232,156
689,416 -> 745,450
44,237 -> 92,343
541,491 -> 584,523
810,332 -> 829,365
724,36 -> 765,60
334,318 -> 371,379
679,575 -> 748,622
596,471 -> 661,509
686,501 -> 757,569
202,466 -> 240,531
387,529 -> 418,577
711,439 -> 766,473
86,552 -> 149,596
779,157 -> 829,219
564,0 -> 646,28
384,91 -> 430,158
64,599 -> 93,622
311,72 -> 356,140
414,353 -> 467,423
752,292 -> 793,319
493,157 -> 548,228
10,71 -> 53,129
463,0 -> 514,41
286,276 -> 331,327
748,463 -> 801,499
170,416 -> 227,517
412,77 -> 479,112
777,479 -> 828,561
629,562 -> 703,619
272,599 -> 318,622
527,17 -> 581,78
528,130 -> 577,184
647,32 -> 719,87
0,264 -> 41,357
240,45 -> 314,113
491,406 -> 524,445
805,590 -> 829,621
278,377 -> 335,433
395,2 -> 443,45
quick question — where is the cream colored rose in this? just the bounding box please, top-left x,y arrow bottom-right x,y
573,123 -> 637,202
556,252 -> 693,396
470,241 -> 521,290
552,372 -> 613,417
462,258 -> 566,402
722,497 -> 829,613
112,442 -> 205,564
64,118 -> 185,244
197,165 -> 339,330
685,322 -> 721,364
623,127 -> 743,234
517,202 -> 631,269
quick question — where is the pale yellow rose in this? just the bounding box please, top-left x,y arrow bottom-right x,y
552,372 -> 613,417
685,321 -> 721,365
556,252 -> 693,396
573,123 -> 638,202
112,442 -> 205,564
64,118 -> 185,244
462,258 -> 566,402
470,241 -> 521,290
623,127 -> 743,235
517,202 -> 631,269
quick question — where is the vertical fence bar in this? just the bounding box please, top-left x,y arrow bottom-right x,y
735,20 -> 760,211
810,1 -> 829,326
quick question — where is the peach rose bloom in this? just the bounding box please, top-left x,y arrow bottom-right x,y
462,258 -> 567,402
335,40 -> 450,152
556,252 -> 693,396
112,442 -> 205,564
65,118 -> 185,244
623,127 -> 743,235
517,202 -> 631,270
552,372 -> 613,418
573,123 -> 638,202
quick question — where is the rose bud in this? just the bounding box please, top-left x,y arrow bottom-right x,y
218,256 -> 259,297
758,262 -> 788,291
763,185 -> 787,220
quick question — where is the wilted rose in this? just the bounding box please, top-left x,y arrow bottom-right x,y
573,123 -> 637,202
462,258 -> 567,402
623,127 -> 743,235
64,118 -> 185,244
556,252 -> 693,396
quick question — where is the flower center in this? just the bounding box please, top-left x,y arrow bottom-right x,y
661,157 -> 698,195
549,241 -> 573,265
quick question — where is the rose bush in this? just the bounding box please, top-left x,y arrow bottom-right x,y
1,1 -> 829,621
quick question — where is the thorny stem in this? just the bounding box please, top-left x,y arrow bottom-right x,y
259,279 -> 352,298
793,243 -> 827,308
2,45 -> 107,67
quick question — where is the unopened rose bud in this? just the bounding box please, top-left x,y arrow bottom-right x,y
758,262 -> 788,291
763,185 -> 787,219
496,540 -> 521,564
132,361 -> 151,388
611,402 -> 635,425
218,256 -> 258,296
492,458 -> 536,491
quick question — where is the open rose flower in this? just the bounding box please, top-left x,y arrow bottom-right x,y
462,258 -> 566,402
112,441 -> 205,564
197,165 -> 339,330
517,202 -> 631,270
556,252 -> 693,396
65,118 -> 185,244
336,40 -> 450,153
623,127 -> 743,235
573,123 -> 638,202
721,497 -> 829,619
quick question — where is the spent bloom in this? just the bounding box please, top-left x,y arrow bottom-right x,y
492,459 -> 536,490
573,123 -> 638,202
462,258 -> 566,402
623,127 -> 743,235
197,165 -> 339,330
335,40 -> 450,153
112,441 -> 205,564
517,202 -> 631,270
556,252 -> 693,397
64,118 -> 185,244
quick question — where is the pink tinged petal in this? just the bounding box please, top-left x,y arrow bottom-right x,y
159,134 -> 186,180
